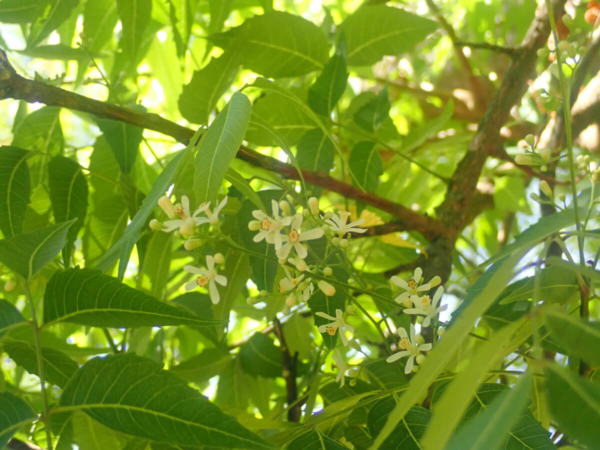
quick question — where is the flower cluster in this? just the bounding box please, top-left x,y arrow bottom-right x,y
391,267 -> 440,308
386,324 -> 431,374
316,309 -> 354,346
183,255 -> 227,304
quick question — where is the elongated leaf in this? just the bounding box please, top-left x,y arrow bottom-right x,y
545,365 -> 600,449
194,91 -> 252,205
446,374 -> 534,450
401,100 -> 454,153
499,265 -> 579,305
239,333 -> 283,378
216,358 -> 249,410
70,411 -> 130,450
212,249 -> 251,324
225,168 -> 266,211
0,300 -> 25,339
97,120 -> 143,175
208,0 -> 233,35
308,41 -> 348,116
308,289 -> 346,349
3,340 -> 79,388
178,52 -> 241,125
287,429 -> 347,450
171,348 -> 233,384
28,0 -> 79,48
362,359 -> 408,390
12,106 -> 63,156
0,0 -> 39,23
58,353 -> 274,449
82,194 -> 128,266
167,0 -> 196,58
43,267 -> 225,328
0,219 -> 76,280
48,155 -> 88,265
0,146 -> 31,238
349,141 -> 383,193
544,310 -> 600,367
546,256 -> 600,283
0,392 -> 36,448
368,399 -> 430,450
340,5 -> 438,66
353,87 -> 390,133
83,0 -> 118,52
116,0 -> 151,61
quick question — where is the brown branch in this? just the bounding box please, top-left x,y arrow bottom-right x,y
273,317 -> 301,422
7,439 -> 41,450
454,41 -> 520,57
0,51 -> 446,240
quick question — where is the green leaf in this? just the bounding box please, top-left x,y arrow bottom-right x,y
212,249 -> 251,324
0,300 -> 25,339
340,5 -> 438,66
283,313 -> 313,361
296,129 -> 335,197
308,41 -> 348,116
349,141 -> 383,193
545,256 -> 600,283
401,100 -> 454,153
12,106 -> 63,156
353,87 -> 390,133
287,429 -> 347,450
27,0 -> 79,48
97,120 -> 143,175
167,0 -> 198,58
239,333 -> 283,378
0,219 -> 76,280
170,292 -> 220,345
82,194 -> 128,266
545,365 -> 600,449
116,0 -> 151,61
43,266 -> 225,328
0,0 -> 39,24
69,411 -> 130,450
224,168 -> 266,212
362,359 -> 408,389
194,91 -> 251,205
544,309 -> 600,368
48,155 -> 88,265
58,353 -> 274,449
367,399 -> 430,450
499,265 -> 579,305
171,348 -> 233,384
3,340 -> 79,388
0,146 -> 31,238
83,0 -> 118,52
0,392 -> 36,448
17,44 -> 104,60
178,52 -> 241,125
208,0 -> 233,35
446,374 -> 535,450
308,289 -> 346,349
138,231 -> 172,299
216,358 -> 249,410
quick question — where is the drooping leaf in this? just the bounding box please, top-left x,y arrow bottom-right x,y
239,333 -> 283,378
194,91 -> 252,205
116,0 -> 152,62
12,106 -> 63,156
97,120 -> 143,175
353,87 -> 390,133
308,289 -> 346,349
171,348 -> 233,385
48,155 -> 89,265
367,398 -> 430,450
308,41 -> 348,116
287,429 -> 347,450
178,52 -> 241,125
27,0 -> 79,48
58,353 -> 274,449
544,310 -> 600,368
43,267 -> 225,328
340,5 -> 438,66
0,392 -> 36,448
83,0 -> 118,52
3,340 -> 79,388
349,141 -> 383,193
0,219 -> 76,280
0,146 -> 31,238
0,300 -> 25,339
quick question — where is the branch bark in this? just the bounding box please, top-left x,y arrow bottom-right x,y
272,317 -> 301,422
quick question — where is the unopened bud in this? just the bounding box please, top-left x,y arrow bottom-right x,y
318,280 -> 336,296
548,62 -> 560,78
278,258 -> 287,265
248,220 -> 261,231
4,277 -> 16,292
214,253 -> 225,264
558,193 -> 566,202
530,193 -> 541,201
260,290 -> 268,297
537,47 -> 550,58
346,304 -> 355,315
541,165 -> 548,172
592,173 -> 599,183
584,155 -> 591,164
179,218 -> 196,236
540,149 -> 551,163
567,43 -> 577,58
297,281 -> 309,291
184,238 -> 203,251
349,367 -> 359,378
340,239 -> 349,248
247,297 -> 255,305
286,295 -> 296,307
149,219 -> 163,231
557,40 -> 570,53
332,237 -> 340,246
279,200 -> 291,215
438,327 -> 445,336
303,209 -> 310,218
412,365 -> 420,373
174,230 -> 182,238
308,197 -> 320,215
562,14 -> 573,28
540,180 -> 553,199
525,134 -> 535,147
323,267 -> 333,276
414,335 -> 425,346
515,153 -> 540,166
416,354 -> 426,365
158,196 -> 176,219
323,211 -> 333,220
429,276 -> 441,287
349,378 -> 357,386
290,257 -> 308,272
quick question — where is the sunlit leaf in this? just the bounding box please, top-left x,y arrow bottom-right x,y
12,106 -> 63,156
83,0 -> 118,52
116,0 -> 152,61
544,309 -> 600,368
353,87 -> 390,133
171,348 -> 233,384
27,0 -> 79,48
0,146 -> 31,239
97,120 -> 143,175
349,141 -> 383,193
308,41 -> 348,116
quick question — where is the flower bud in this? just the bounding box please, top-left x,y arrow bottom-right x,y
340,239 -> 349,248
537,47 -> 549,58
184,238 -> 203,251
331,237 -> 340,247
302,209 -> 310,218
323,211 -> 333,220
174,230 -> 182,238
4,277 -> 16,292
541,165 -> 548,172
414,335 -> 425,346
323,267 -> 333,276
318,280 -> 336,296
416,354 -> 426,365
548,62 -> 560,78
179,218 -> 196,236
577,155 -> 585,166
525,134 -> 535,147
286,295 -> 296,307
592,173 -> 599,183
584,155 -> 591,164
290,257 -> 308,272
557,40 -> 570,53
260,290 -> 268,297
247,297 -> 255,305
540,149 -> 551,163
412,365 -> 420,373
346,304 -> 355,315
149,219 -> 163,231
158,196 -> 176,219
558,193 -> 566,202
248,220 -> 261,231
567,43 -> 577,58
279,200 -> 291,215
349,367 -> 359,378
297,281 -> 309,291
515,153 -> 540,166
308,197 -> 320,215
214,253 -> 225,264
530,193 -> 540,201
349,378 -> 357,386
562,14 -> 573,28
429,276 -> 442,287
540,180 -> 553,199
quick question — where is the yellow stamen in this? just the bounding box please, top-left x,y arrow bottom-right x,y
399,337 -> 410,350
261,218 -> 271,230
326,326 -> 336,336
289,230 -> 299,243
197,276 -> 209,287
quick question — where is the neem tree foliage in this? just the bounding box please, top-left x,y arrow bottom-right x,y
0,0 -> 599,449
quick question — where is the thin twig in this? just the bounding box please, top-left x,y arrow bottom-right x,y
273,317 -> 301,422
454,41 -> 520,56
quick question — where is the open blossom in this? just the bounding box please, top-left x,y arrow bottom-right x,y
160,195 -> 209,235
315,309 -> 354,346
277,214 -> 324,260
332,349 -> 350,388
195,196 -> 228,227
249,200 -> 292,249
391,267 -> 436,308
325,211 -> 366,235
404,286 -> 447,327
279,268 -> 304,293
184,255 -> 228,304
386,325 -> 431,374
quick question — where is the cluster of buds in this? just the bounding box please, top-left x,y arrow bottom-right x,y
515,134 -> 551,172
577,155 -> 600,183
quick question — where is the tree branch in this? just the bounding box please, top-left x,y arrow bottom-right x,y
273,317 -> 301,422
454,41 -> 520,57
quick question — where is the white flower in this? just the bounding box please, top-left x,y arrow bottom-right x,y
195,196 -> 228,226
317,280 -> 336,296
404,286 -> 447,327
183,255 -> 228,304
315,309 -> 354,346
332,349 -> 350,388
162,196 -> 210,234
386,324 -> 431,374
391,267 -> 433,308
325,211 -> 366,235
277,214 -> 324,260
299,280 -> 314,301
249,200 -> 292,249
279,268 -> 304,293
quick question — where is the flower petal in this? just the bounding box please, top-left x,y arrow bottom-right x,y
184,280 -> 198,291
209,280 -> 220,304
403,309 -> 423,315
419,343 -> 432,352
214,275 -> 228,286
386,351 -> 409,363
214,196 -> 228,214
433,286 -> 444,307
181,196 -> 191,217
277,243 -> 292,260
253,230 -> 268,242
291,214 -> 303,229
405,355 -> 415,374
413,267 -> 423,282
206,255 -> 215,271
252,210 -> 267,220
183,265 -> 203,275
271,200 -> 279,218
391,276 -> 408,290
299,228 -> 324,241
162,220 -> 183,232
397,327 -> 408,339
394,292 -> 410,304
422,316 -> 431,327
315,311 -> 336,321
318,324 -> 328,333
340,331 -> 348,346
344,324 -> 354,334
294,243 -> 308,259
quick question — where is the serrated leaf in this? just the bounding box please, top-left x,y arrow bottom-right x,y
0,146 -> 31,238
287,429 -> 347,450
12,106 -> 63,156
116,0 -> 151,62
0,219 -> 75,280
97,120 -> 143,175
194,91 -> 251,205
308,41 -> 348,116
27,0 -> 79,48
340,5 -> 438,66
308,289 -> 346,349
178,52 -> 241,125
3,340 -> 79,388
83,0 -> 118,52
349,141 -> 383,193
58,353 -> 273,449
544,310 -> 600,368
171,348 -> 233,384
0,300 -> 25,339
0,392 -> 36,448
353,87 -> 390,133
239,333 -> 282,378
367,399 -> 430,450
167,0 -> 197,58
43,266 -> 225,328
48,155 -> 88,265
